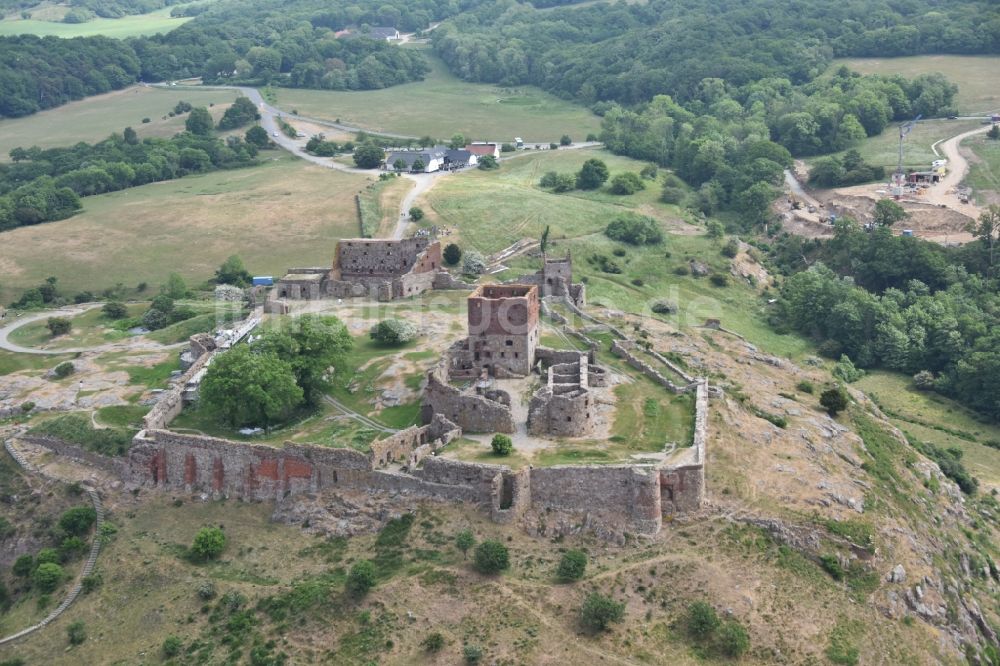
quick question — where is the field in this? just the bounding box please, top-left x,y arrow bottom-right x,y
274,46 -> 601,142
0,5 -> 192,38
424,148 -> 812,358
0,155 -> 370,303
855,371 -> 1000,490
964,133 -> 1000,204
835,55 -> 1000,116
8,303 -> 146,349
813,118 -> 982,172
0,86 -> 239,158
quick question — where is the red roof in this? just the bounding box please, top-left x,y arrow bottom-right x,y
465,144 -> 497,156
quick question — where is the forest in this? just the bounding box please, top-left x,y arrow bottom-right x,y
768,211 -> 1000,421
433,0 -> 999,104
0,117 -> 258,231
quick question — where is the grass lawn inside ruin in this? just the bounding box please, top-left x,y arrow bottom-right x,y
0,85 -> 239,159
0,4 -> 193,38
0,155 -> 371,304
274,46 -> 601,142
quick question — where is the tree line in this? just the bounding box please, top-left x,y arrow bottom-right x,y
433,0 -> 996,106
0,113 -> 259,231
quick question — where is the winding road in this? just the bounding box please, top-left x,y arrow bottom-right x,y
926,123 -> 991,219
0,304 -> 104,354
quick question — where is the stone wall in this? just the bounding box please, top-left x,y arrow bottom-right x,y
367,414 -> 461,468
143,350 -> 212,431
529,465 -> 662,535
421,365 -> 515,433
432,271 -> 475,291
127,429 -> 372,500
610,339 -> 699,394
16,435 -> 125,476
338,238 -> 439,279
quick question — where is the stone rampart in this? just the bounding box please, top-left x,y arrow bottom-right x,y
421,365 -> 515,433
143,350 -> 212,431
15,435 -> 125,476
611,339 -> 699,394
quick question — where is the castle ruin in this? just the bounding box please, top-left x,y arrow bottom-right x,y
273,238 -> 464,304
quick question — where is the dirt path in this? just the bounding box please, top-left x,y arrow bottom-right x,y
925,124 -> 991,218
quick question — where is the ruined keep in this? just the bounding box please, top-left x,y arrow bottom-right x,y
528,350 -> 606,437
457,284 -> 540,378
274,238 -> 446,302
510,253 -> 586,308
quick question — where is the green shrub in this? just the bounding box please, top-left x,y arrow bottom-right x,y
12,555 -> 33,577
33,562 -> 64,593
580,592 -> 624,632
463,644 -> 484,663
820,386 -> 849,416
197,581 -> 217,600
47,317 -> 71,337
709,273 -> 729,287
685,601 -> 720,639
20,401 -> 35,413
609,172 -> 646,195
833,355 -> 865,383
796,380 -> 814,394
716,620 -> 750,657
443,243 -> 462,265
491,434 -> 513,456
346,560 -> 376,597
59,506 -> 97,536
162,635 -> 183,657
673,265 -> 690,276
35,548 -> 59,565
66,620 -> 86,645
422,632 -> 445,652
189,526 -> 226,561
556,549 -> 587,582
820,554 -> 845,580
409,206 -> 424,221
102,301 -> 128,319
455,529 -> 475,559
53,361 -> 75,378
474,540 -> 510,574
721,238 -> 740,258
369,319 -> 418,346
605,213 -> 663,245
81,572 -> 102,593
463,251 -> 486,275
59,536 -> 87,560
651,300 -> 676,314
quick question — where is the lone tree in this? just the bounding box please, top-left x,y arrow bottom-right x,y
473,540 -> 509,574
102,301 -> 128,319
820,386 -> 849,416
393,158 -> 407,172
215,254 -> 252,286
411,157 -> 426,172
560,134 -> 572,146
455,529 -> 475,559
47,317 -> 71,337
556,549 -> 587,582
185,107 -> 214,136
409,206 -> 425,221
190,526 -> 226,561
576,158 -> 609,190
255,314 -> 353,405
580,592 -> 624,632
491,434 -> 513,456
245,125 -> 270,148
346,560 -> 376,597
199,346 -> 303,428
463,251 -> 486,275
353,142 -> 385,169
443,243 -> 462,265
872,198 -> 907,227
449,133 -> 466,149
